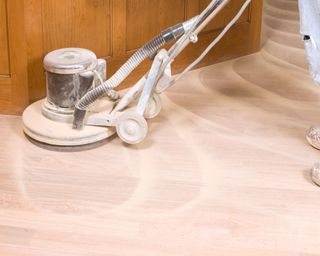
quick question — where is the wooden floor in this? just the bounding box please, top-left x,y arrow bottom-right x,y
2,0 -> 320,255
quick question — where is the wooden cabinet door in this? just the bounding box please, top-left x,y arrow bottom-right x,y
0,0 -> 28,113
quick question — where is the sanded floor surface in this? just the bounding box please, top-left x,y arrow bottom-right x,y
2,0 -> 320,255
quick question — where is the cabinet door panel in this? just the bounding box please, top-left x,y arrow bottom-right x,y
126,0 -> 186,51
0,0 -> 28,113
42,0 -> 112,57
0,0 -> 9,75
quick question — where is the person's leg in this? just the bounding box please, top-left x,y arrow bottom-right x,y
299,0 -> 320,185
299,0 -> 320,85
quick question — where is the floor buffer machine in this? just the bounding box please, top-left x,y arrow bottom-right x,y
22,0 -> 251,146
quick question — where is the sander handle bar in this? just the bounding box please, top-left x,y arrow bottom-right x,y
109,0 -> 231,115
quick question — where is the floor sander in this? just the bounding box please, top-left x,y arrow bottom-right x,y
22,0 -> 252,146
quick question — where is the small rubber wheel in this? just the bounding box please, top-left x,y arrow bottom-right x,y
116,111 -> 148,144
144,94 -> 162,119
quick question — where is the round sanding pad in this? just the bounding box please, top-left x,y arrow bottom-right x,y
22,100 -> 116,146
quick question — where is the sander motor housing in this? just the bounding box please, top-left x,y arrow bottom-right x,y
42,48 -> 107,123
